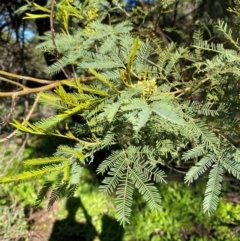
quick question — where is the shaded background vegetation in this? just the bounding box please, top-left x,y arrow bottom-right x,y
1,0 -> 240,240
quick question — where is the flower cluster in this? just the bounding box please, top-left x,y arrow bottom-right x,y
87,4 -> 98,20
84,4 -> 98,34
136,78 -> 157,96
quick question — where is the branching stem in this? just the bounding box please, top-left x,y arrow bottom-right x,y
0,71 -> 96,97
0,94 -> 40,143
50,0 -> 71,78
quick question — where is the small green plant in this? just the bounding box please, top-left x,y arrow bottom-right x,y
52,172 -> 240,241
0,204 -> 29,241
0,138 -> 46,241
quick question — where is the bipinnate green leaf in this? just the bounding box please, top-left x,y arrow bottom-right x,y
99,161 -> 126,196
185,155 -> 215,184
221,158 -> 240,179
115,172 -> 134,226
0,165 -> 63,183
133,108 -> 152,132
23,157 -> 68,166
151,101 -> 186,125
97,150 -> 124,175
203,163 -> 224,215
35,181 -> 54,206
130,169 -> 162,211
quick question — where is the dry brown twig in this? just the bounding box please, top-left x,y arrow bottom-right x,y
0,95 -> 18,128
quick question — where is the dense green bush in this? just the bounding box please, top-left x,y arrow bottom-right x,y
1,0 -> 240,226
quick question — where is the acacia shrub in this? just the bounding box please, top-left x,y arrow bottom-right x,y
0,0 -> 240,226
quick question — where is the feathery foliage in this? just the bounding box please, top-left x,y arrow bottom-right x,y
1,0 -> 240,225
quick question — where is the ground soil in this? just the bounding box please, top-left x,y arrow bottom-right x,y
27,201 -> 63,241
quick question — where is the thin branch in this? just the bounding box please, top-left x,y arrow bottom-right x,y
0,95 -> 18,128
0,71 -> 56,84
0,94 -> 40,143
165,164 -> 187,174
175,77 -> 210,98
111,1 -> 130,17
50,0 -> 71,78
0,81 -> 60,97
153,8 -> 169,46
0,76 -> 26,89
156,77 -> 210,97
0,72 -> 97,97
